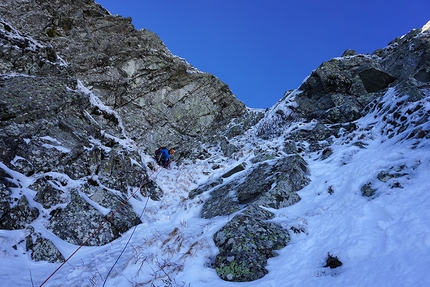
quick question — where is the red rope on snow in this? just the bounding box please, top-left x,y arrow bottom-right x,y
39,168 -> 158,287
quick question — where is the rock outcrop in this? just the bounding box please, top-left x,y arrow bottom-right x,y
191,154 -> 309,219
214,214 -> 290,282
0,0 -> 247,157
291,24 -> 430,125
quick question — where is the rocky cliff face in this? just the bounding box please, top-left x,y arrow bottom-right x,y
0,0 -> 250,263
1,0 -> 429,283
0,0 -> 249,158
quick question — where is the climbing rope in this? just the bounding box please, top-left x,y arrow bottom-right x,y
39,165 -> 160,287
102,167 -> 163,286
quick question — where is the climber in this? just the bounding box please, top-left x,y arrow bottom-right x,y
154,147 -> 175,168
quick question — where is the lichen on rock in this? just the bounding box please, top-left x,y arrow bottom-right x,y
213,214 -> 290,282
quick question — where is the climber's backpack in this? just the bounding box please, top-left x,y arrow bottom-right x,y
154,147 -> 167,162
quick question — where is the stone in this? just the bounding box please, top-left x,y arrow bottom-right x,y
188,177 -> 223,199
213,214 -> 289,282
200,154 -> 309,219
292,50 -> 401,124
30,236 -> 65,263
32,177 -> 69,209
221,163 -> 246,178
47,191 -> 115,246
86,187 -> 141,237
0,196 -> 39,230
252,180 -> 301,209
361,182 -> 376,197
324,253 -> 343,269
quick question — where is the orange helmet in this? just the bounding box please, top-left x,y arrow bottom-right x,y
169,148 -> 175,155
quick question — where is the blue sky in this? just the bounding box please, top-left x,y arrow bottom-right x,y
96,0 -> 429,108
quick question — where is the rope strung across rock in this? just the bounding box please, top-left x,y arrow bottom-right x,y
102,167 -> 163,286
39,166 -> 160,287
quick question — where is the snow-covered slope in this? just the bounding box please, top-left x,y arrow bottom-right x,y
1,82 -> 430,287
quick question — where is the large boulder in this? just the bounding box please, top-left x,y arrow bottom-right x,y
213,214 -> 290,282
47,190 -> 115,246
47,189 -> 140,246
199,155 -> 309,219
